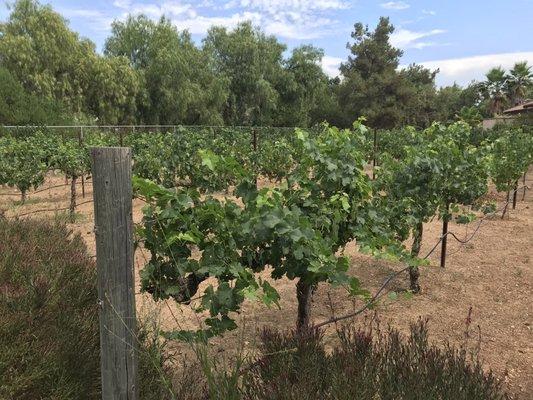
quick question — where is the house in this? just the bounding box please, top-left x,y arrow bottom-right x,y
502,100 -> 533,115
482,100 -> 533,129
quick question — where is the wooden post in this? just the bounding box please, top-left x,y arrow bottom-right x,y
512,180 -> 518,209
91,147 -> 138,400
440,203 -> 450,268
79,127 -> 85,198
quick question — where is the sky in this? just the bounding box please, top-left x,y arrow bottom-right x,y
1,0 -> 532,86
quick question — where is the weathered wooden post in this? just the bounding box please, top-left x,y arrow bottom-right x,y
79,127 -> 85,198
91,147 -> 138,400
440,203 -> 450,268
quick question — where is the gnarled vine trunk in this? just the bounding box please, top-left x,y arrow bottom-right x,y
522,172 -> 527,201
409,221 -> 423,293
69,175 -> 77,222
296,278 -> 313,335
20,189 -> 27,205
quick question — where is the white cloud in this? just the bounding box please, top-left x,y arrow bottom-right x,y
113,0 -> 132,8
228,0 -> 350,12
422,9 -> 436,16
61,9 -> 105,18
391,28 -> 445,49
221,0 -> 350,38
321,55 -> 343,77
114,1 -> 193,19
380,1 -> 410,10
416,52 -> 533,87
59,8 -> 115,32
172,11 -> 262,35
105,0 -> 350,39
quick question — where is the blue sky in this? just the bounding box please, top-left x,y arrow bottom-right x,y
1,0 -> 532,86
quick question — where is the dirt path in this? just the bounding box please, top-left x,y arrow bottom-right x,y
1,170 -> 531,397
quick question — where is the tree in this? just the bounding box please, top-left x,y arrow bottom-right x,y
377,122 -> 489,287
203,22 -> 285,126
0,0 -> 94,114
105,15 -> 226,125
434,82 -> 486,123
0,0 -> 141,124
399,64 -> 439,128
507,61 -> 533,106
456,106 -> 483,127
483,67 -> 508,116
276,45 -> 331,127
85,56 -> 142,125
0,67 -> 68,125
337,17 -> 437,129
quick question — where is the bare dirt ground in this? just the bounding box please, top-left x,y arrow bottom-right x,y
1,169 -> 532,398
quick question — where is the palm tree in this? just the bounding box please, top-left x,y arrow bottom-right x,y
484,67 -> 508,116
507,61 -> 533,106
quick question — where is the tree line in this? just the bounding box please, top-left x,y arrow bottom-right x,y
1,0 -> 532,129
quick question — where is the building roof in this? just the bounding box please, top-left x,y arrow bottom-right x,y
503,100 -> 533,114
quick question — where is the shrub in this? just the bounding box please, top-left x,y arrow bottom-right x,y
0,219 -> 178,399
0,219 -> 100,399
242,319 -> 509,400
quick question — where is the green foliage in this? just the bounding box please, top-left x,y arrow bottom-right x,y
51,139 -> 90,178
126,127 -> 254,191
256,137 -> 295,182
85,56 -> 142,125
507,61 -> 533,106
0,135 -> 47,195
276,45 -> 332,127
375,121 -> 491,275
134,124 -> 411,340
203,22 -> 286,126
480,61 -> 533,116
105,15 -> 226,125
337,18 -> 439,129
425,123 -> 489,211
456,106 -> 483,127
0,67 -> 68,125
435,83 -> 487,123
0,0 -> 141,124
488,127 -> 533,192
